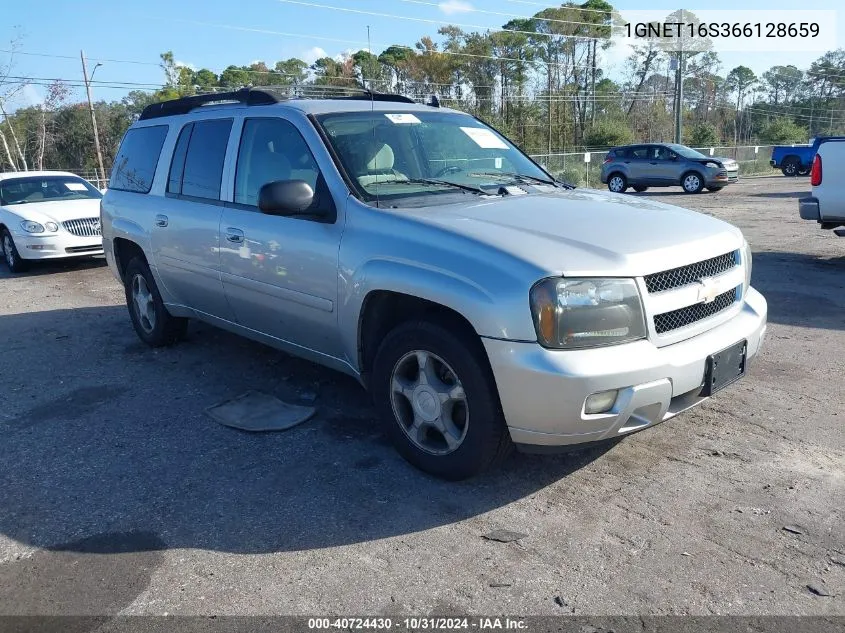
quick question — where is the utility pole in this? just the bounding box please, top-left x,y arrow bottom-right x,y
674,50 -> 685,144
81,50 -> 107,186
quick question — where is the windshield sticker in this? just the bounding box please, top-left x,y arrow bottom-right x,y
460,127 -> 508,149
65,182 -> 88,191
384,113 -> 421,124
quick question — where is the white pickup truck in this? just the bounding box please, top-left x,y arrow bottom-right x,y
799,139 -> 845,237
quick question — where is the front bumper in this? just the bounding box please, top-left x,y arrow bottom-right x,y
12,230 -> 103,260
483,287 -> 767,448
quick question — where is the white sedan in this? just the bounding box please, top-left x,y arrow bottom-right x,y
0,171 -> 104,273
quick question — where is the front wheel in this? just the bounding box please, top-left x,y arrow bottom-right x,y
123,257 -> 188,347
682,172 -> 704,194
1,228 -> 28,273
632,185 -> 649,193
371,320 -> 512,480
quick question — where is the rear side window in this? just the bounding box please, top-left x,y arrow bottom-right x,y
110,125 -> 168,193
177,119 -> 233,200
167,123 -> 193,194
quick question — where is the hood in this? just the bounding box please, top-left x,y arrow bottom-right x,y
401,188 -> 744,277
711,156 -> 738,168
2,198 -> 101,223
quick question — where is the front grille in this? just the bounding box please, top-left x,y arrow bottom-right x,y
653,288 -> 738,334
63,217 -> 101,237
645,251 -> 738,293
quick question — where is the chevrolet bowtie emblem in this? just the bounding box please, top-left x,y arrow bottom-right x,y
696,277 -> 719,304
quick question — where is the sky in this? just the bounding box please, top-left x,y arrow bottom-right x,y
2,0 -> 843,109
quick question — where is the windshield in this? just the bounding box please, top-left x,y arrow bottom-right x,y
315,110 -> 555,205
667,144 -> 710,160
0,175 -> 102,205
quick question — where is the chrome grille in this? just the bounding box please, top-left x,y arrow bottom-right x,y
63,217 -> 101,237
645,251 -> 738,294
653,288 -> 738,334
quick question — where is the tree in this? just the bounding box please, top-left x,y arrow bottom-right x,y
686,122 -> 718,146
759,117 -> 807,144
583,119 -> 634,147
762,65 -> 804,105
725,66 -> 757,145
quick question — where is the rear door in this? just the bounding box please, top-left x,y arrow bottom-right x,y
150,117 -> 236,320
625,145 -> 651,184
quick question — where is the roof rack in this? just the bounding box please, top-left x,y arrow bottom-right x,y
138,86 -> 417,120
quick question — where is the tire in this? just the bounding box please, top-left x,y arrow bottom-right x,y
1,228 -> 28,273
632,185 -> 648,193
371,319 -> 512,480
781,157 -> 800,177
797,167 -> 811,176
123,256 -> 188,347
607,173 -> 627,193
705,187 -> 724,193
681,171 -> 705,194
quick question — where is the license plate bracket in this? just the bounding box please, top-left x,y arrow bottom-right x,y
701,339 -> 747,397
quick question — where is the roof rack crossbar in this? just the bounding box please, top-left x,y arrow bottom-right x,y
138,86 -> 418,120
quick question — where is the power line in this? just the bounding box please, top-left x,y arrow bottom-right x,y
275,0 -> 613,42
397,0 -> 613,30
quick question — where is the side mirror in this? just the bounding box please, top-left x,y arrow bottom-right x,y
258,180 -> 314,216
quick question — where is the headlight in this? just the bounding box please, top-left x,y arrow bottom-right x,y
742,241 -> 752,292
45,222 -> 59,232
20,221 -> 45,233
530,278 -> 647,349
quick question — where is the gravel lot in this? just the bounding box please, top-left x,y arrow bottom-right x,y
0,177 -> 843,617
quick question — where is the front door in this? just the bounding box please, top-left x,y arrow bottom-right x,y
648,145 -> 683,185
219,117 -> 343,357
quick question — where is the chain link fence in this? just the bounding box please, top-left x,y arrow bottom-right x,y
57,145 -> 775,192
530,145 -> 775,188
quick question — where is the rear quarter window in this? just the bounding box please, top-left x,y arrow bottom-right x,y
110,125 -> 169,193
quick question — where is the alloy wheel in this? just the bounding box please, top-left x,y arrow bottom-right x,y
389,350 -> 469,456
131,274 -> 157,334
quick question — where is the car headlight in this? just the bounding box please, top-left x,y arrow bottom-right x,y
529,278 -> 647,349
742,241 -> 752,292
45,222 -> 59,232
20,221 -> 45,233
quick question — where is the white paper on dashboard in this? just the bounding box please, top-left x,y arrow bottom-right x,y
460,127 -> 509,149
384,113 -> 421,124
65,182 -> 88,191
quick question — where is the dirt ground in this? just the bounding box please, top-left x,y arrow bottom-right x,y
0,176 -> 842,616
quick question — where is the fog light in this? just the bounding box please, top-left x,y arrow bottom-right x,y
585,389 -> 618,414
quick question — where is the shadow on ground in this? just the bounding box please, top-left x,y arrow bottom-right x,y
750,251 -> 845,331
0,256 -> 107,280
748,190 -> 808,199
0,306 -> 613,560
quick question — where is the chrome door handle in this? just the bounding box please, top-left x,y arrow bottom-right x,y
226,228 -> 244,244
155,214 -> 168,227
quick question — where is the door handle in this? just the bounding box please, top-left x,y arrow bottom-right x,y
155,214 -> 168,228
623,161 -> 631,164
225,227 -> 244,244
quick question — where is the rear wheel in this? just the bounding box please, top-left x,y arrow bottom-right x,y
1,228 -> 28,273
123,257 -> 188,347
781,157 -> 800,177
607,173 -> 627,193
681,172 -> 704,194
797,166 -> 811,176
371,320 -> 512,480
632,185 -> 648,193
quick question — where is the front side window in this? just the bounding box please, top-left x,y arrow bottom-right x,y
315,110 -> 554,206
110,125 -> 168,193
178,119 -> 233,200
0,175 -> 103,205
234,118 -> 320,207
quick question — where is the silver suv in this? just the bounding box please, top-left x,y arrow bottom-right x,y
101,88 -> 767,480
600,143 -> 739,194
